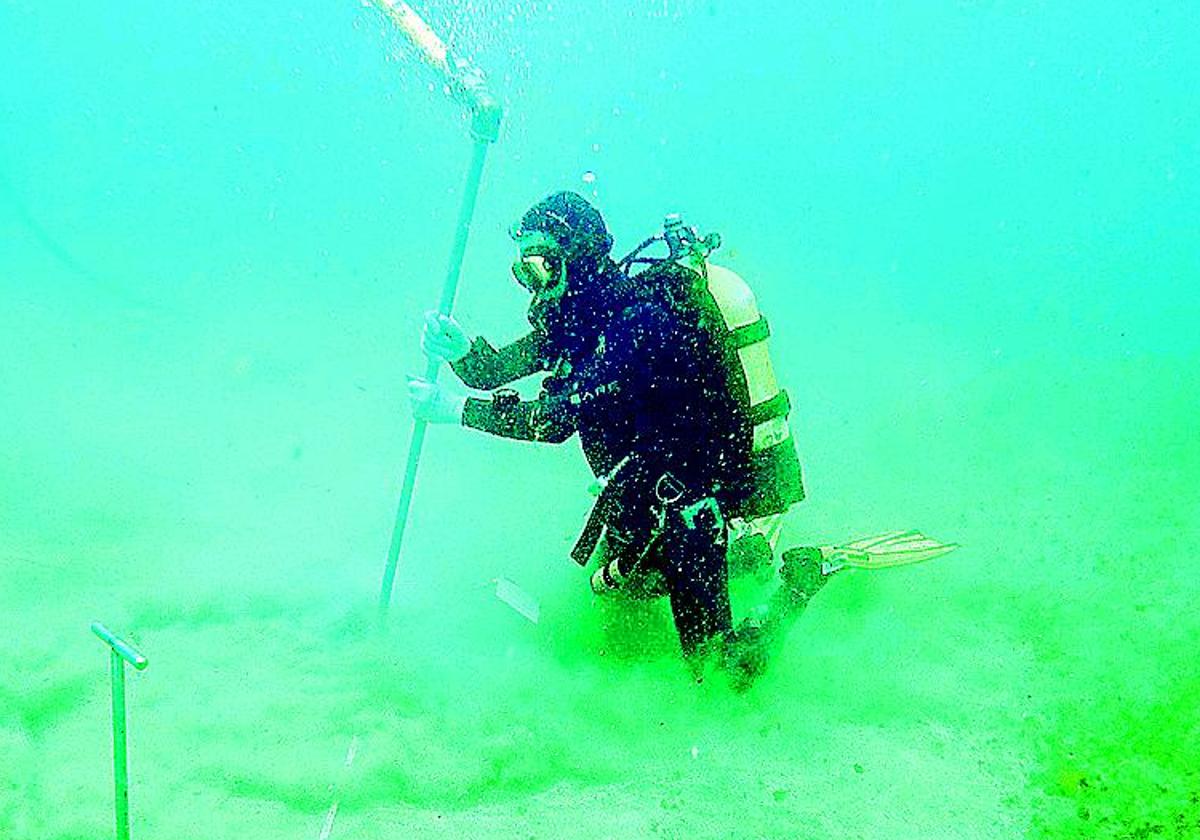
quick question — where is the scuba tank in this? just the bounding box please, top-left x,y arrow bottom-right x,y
617,214 -> 805,522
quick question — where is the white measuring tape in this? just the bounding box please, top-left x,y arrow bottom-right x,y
317,734 -> 359,840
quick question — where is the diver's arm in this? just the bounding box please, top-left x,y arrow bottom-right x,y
462,387 -> 577,443
451,331 -> 547,390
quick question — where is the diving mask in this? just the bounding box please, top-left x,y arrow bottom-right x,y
511,231 -> 568,303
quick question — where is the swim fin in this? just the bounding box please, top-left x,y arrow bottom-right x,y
721,532 -> 957,691
820,529 -> 957,572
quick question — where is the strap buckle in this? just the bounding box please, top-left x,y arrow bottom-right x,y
681,496 -> 725,532
654,472 -> 686,505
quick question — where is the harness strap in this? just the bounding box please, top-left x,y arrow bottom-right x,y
749,389 -> 791,427
570,501 -> 609,566
728,316 -> 770,350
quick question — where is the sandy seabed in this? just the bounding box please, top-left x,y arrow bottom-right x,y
4,357 -> 1198,839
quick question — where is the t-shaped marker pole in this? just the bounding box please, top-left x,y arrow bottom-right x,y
91,622 -> 148,840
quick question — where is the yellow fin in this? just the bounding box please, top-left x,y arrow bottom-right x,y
822,531 -> 958,570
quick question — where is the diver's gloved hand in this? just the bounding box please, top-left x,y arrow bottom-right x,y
421,311 -> 471,364
406,376 -> 467,425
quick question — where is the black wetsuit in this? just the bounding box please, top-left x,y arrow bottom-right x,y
454,260 -> 754,657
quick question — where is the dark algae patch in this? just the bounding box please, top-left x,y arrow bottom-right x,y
1030,677 -> 1200,837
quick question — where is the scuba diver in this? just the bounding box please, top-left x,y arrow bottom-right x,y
409,191 -> 950,688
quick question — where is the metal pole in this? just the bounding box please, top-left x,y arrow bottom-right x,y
110,648 -> 131,840
366,0 -> 502,618
378,134 -> 493,617
92,622 -> 148,840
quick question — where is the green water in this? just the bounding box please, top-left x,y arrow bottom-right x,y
2,1 -> 1197,837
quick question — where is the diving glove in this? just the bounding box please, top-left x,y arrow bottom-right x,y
406,376 -> 467,425
421,311 -> 471,364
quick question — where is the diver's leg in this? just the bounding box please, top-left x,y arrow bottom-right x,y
726,514 -> 784,580
722,546 -> 830,691
658,506 -> 732,663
